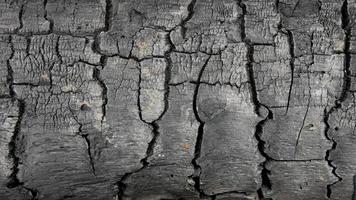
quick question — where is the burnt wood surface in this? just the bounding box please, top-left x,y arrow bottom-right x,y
0,0 -> 355,199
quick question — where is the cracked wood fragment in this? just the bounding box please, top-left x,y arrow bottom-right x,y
139,58 -> 166,123
197,84 -> 265,195
122,83 -> 199,199
97,56 -> 152,195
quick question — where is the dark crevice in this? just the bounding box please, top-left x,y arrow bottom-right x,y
7,35 -> 15,97
82,134 -> 96,175
142,122 -> 161,166
294,82 -> 311,158
255,106 -> 273,192
237,0 -> 246,42
285,30 -> 295,115
7,99 -> 25,189
238,1 -> 261,115
14,4 -> 25,33
325,0 -> 350,198
191,56 -> 211,198
104,0 -> 113,32
55,36 -> 63,64
245,42 -> 261,114
156,32 -> 173,122
93,65 -> 108,128
116,174 -> 129,200
190,81 -> 248,88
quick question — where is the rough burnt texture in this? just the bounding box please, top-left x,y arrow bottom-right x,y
0,0 -> 355,199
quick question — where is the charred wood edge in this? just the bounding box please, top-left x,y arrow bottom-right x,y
325,0 -> 350,198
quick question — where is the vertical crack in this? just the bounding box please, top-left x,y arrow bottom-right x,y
285,30 -> 295,115
237,0 -> 272,198
104,0 -> 112,32
6,35 -> 23,189
294,72 -> 311,158
191,56 -> 211,198
14,4 -> 25,33
255,107 -> 273,196
325,0 -> 350,197
7,36 -> 15,98
93,65 -> 108,130
7,99 -> 25,188
83,133 -> 96,175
